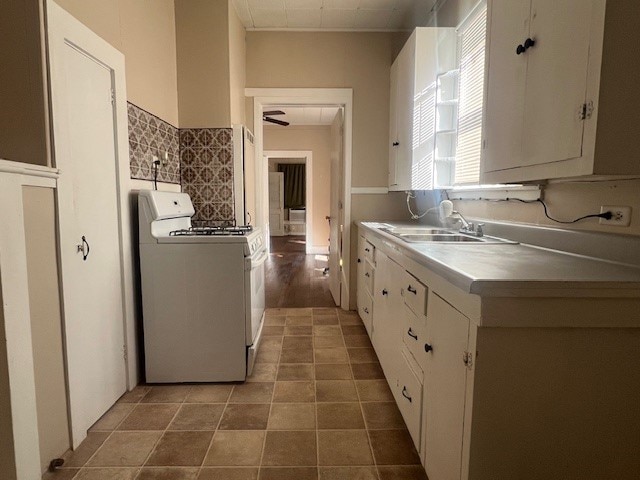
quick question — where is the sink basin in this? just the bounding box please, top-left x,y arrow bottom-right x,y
399,234 -> 485,243
381,227 -> 452,235
378,225 -> 518,244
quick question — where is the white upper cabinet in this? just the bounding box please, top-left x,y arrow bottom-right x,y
389,28 -> 457,191
482,0 -> 640,182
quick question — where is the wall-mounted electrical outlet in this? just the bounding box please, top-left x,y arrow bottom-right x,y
599,205 -> 632,226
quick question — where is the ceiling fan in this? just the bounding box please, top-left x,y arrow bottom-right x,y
263,110 -> 290,126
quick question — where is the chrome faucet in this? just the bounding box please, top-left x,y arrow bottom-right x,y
452,211 -> 484,237
439,201 -> 484,237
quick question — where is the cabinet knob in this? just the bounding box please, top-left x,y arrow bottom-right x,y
365,272 -> 370,278
357,258 -> 361,263
363,307 -> 369,314
382,289 -> 388,296
424,343 -> 433,353
401,386 -> 412,403
392,141 -> 400,146
516,44 -> 526,55
524,37 -> 536,50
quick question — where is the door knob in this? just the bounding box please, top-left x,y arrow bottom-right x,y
424,343 -> 433,353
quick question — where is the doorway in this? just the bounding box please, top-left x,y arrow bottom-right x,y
265,151 -> 313,252
248,89 -> 353,310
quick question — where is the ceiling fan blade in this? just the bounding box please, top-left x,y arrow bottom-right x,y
263,110 -> 286,116
263,117 -> 290,126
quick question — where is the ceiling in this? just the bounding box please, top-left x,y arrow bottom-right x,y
263,106 -> 340,126
232,0 -> 437,31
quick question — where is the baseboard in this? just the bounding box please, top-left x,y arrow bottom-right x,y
307,246 -> 329,255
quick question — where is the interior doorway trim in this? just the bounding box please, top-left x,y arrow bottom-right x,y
246,88 -> 352,310
264,150 -> 316,254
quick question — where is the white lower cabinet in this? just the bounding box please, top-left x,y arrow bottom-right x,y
371,250 -> 405,382
356,235 -> 374,335
422,294 -> 473,480
358,227 -> 640,480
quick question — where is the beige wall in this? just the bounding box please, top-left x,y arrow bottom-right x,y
176,0 -> 246,128
175,0 -> 229,127
453,179 -> 640,237
0,0 -> 49,166
247,31 -> 402,188
228,3 -> 246,126
22,186 -> 70,473
54,0 -> 179,125
264,125 -> 331,248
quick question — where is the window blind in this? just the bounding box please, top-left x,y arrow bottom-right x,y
454,3 -> 487,185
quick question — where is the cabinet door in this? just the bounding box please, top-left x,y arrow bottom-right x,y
389,59 -> 399,189
423,294 -> 471,480
521,0 -> 593,167
482,0 -> 531,173
395,34 -> 416,190
371,252 -> 404,384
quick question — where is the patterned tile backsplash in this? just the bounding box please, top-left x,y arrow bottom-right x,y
180,128 -> 236,226
127,103 -> 180,184
127,104 -> 236,225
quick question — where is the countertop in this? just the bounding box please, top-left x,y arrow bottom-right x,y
359,221 -> 640,297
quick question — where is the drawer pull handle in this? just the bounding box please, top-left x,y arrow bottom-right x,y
382,289 -> 388,296
402,386 -> 412,403
407,328 -> 418,340
365,248 -> 370,252
365,272 -> 370,278
363,307 -> 369,314
392,141 -> 400,146
407,285 -> 417,295
357,258 -> 361,263
424,343 -> 433,353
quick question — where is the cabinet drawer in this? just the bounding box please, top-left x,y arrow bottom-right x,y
364,241 -> 375,263
396,348 -> 423,451
402,304 -> 426,372
359,293 -> 373,337
402,272 -> 428,316
364,260 -> 375,294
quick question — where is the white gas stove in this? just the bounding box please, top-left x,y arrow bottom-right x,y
138,190 -> 266,382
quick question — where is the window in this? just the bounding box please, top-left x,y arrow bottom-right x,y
454,2 -> 487,185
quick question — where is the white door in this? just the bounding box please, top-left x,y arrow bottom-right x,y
328,110 -> 343,306
48,2 -> 127,446
269,172 -> 285,236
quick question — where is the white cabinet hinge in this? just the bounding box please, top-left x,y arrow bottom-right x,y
123,344 -> 128,361
463,350 -> 473,369
110,89 -> 116,105
578,101 -> 594,120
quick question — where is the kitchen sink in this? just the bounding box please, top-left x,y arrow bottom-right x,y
380,227 -> 452,235
379,226 -> 517,244
399,234 -> 485,243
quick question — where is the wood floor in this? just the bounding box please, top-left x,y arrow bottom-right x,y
266,236 -> 336,308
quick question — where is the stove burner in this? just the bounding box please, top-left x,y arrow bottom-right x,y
169,225 -> 253,237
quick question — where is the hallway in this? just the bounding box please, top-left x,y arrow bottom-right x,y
266,236 -> 336,308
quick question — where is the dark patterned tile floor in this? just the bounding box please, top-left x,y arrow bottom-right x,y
47,308 -> 427,480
